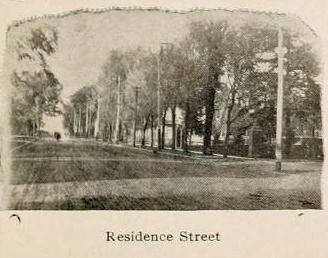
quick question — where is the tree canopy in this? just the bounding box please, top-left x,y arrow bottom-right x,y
11,25 -> 62,135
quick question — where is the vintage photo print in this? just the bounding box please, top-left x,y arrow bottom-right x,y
0,5 -> 324,211
0,1 -> 327,258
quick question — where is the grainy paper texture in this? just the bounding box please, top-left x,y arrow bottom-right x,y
0,0 -> 327,257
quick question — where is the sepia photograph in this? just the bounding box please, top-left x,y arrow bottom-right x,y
1,7 -> 323,210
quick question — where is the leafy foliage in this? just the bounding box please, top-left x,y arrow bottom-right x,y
11,26 -> 62,135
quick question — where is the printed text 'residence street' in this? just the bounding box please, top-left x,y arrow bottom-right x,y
105,231 -> 221,242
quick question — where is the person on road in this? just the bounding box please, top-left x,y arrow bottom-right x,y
54,132 -> 61,141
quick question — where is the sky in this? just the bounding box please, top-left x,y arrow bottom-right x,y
5,9 -> 318,102
4,9 -> 319,131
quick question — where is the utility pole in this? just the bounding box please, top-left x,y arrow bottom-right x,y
133,86 -> 140,147
85,101 -> 89,138
157,47 -> 162,150
73,108 -> 77,136
274,27 -> 287,171
34,96 -> 41,136
94,98 -> 100,138
156,42 -> 173,150
114,76 -> 121,144
78,107 -> 82,136
88,103 -> 92,137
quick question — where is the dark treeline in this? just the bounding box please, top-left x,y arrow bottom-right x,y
10,19 -> 321,157
64,20 -> 320,156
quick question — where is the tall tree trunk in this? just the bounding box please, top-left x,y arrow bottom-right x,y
203,85 -> 216,155
223,119 -> 231,158
150,114 -> 154,148
109,124 -> 113,143
25,124 -> 29,136
103,123 -> 108,141
312,126 -> 315,137
161,108 -> 167,149
171,105 -> 176,150
223,93 -> 235,158
182,127 -> 188,153
119,122 -> 122,142
122,123 -> 128,144
85,103 -> 89,138
142,114 -> 150,147
213,134 -> 219,145
36,117 -> 40,136
88,104 -> 92,137
94,99 -> 100,138
203,61 -> 220,155
78,107 -> 81,136
114,76 -> 121,144
73,109 -> 77,136
106,123 -> 109,142
132,119 -> 136,146
32,121 -> 36,137
182,103 -> 190,153
133,87 -> 139,147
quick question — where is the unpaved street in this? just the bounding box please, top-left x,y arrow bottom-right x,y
8,139 -> 322,210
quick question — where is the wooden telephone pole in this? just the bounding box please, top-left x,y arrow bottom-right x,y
94,98 -> 100,138
78,107 -> 82,135
157,48 -> 162,150
275,27 -> 287,171
114,76 -> 121,144
85,102 -> 89,137
133,87 -> 140,147
73,109 -> 77,136
156,43 -> 173,150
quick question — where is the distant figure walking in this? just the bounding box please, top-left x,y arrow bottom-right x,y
54,132 -> 61,141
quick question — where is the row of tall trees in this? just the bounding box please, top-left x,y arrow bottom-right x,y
63,20 -> 321,156
63,86 -> 98,137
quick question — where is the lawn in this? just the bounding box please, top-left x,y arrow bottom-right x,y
8,139 -> 323,210
11,140 -> 321,185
